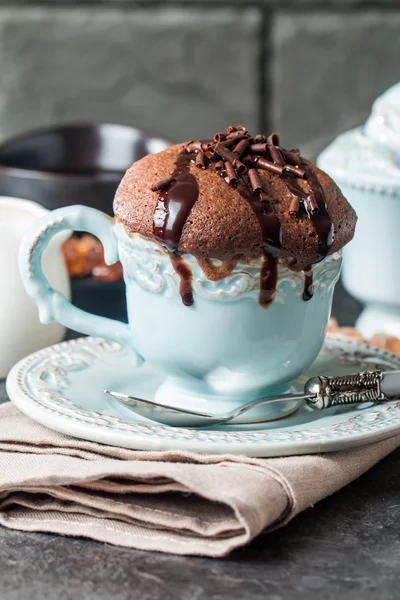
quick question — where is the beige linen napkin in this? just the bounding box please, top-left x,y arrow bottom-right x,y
0,402 -> 399,557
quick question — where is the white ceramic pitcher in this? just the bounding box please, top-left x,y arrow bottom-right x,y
0,197 -> 70,378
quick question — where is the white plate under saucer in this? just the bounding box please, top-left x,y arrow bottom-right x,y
6,336 -> 400,457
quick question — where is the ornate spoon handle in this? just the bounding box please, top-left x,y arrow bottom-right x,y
304,370 -> 400,410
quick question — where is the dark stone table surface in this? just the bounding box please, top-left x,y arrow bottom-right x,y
1,282 -> 399,600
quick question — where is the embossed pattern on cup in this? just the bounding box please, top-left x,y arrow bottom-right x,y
116,224 -> 342,399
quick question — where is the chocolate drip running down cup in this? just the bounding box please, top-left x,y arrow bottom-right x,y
114,126 -> 357,308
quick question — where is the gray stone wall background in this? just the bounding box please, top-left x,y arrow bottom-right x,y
0,1 -> 399,159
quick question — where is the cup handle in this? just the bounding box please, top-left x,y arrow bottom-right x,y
19,205 -> 143,366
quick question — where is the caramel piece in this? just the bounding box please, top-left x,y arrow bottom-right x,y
327,326 -> 365,344
62,234 -> 123,282
369,334 -> 400,356
326,317 -> 339,332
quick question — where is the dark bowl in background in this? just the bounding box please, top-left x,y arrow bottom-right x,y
0,122 -> 170,214
0,122 -> 171,323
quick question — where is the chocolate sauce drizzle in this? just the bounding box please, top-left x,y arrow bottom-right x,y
284,166 -> 334,262
282,161 -> 333,300
230,178 -> 281,307
152,148 -> 199,306
150,127 -> 333,307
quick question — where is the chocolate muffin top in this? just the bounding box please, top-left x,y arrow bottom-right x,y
114,127 -> 357,275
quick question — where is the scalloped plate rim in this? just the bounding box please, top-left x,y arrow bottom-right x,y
6,335 -> 400,457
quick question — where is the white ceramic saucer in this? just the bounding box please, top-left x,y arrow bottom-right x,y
6,336 -> 400,457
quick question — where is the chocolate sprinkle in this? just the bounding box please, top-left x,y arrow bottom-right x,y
254,156 -> 284,175
307,192 -> 319,215
201,142 -> 213,152
214,132 -> 227,142
150,176 -> 176,192
227,131 -> 247,143
187,141 -> 203,152
282,149 -> 301,166
269,145 -> 285,166
215,142 -> 236,163
233,138 -> 250,157
234,159 -> 247,174
242,154 -> 255,167
267,132 -> 280,147
284,164 -> 306,178
250,143 -> 268,153
289,196 -> 301,216
195,151 -> 206,169
248,168 -> 262,192
219,138 -> 237,149
225,161 -> 237,184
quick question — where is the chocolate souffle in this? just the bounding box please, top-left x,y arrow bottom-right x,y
114,126 -> 357,307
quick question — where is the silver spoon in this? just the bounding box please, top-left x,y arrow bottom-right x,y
105,369 -> 400,427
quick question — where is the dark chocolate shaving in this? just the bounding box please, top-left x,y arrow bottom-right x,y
282,149 -> 301,166
225,161 -> 237,184
254,134 -> 267,143
214,132 -> 227,142
215,160 -> 224,171
227,131 -> 247,143
289,196 -> 301,216
219,138 -> 237,149
267,132 -> 280,147
269,145 -> 285,166
187,141 -> 203,152
250,143 -> 269,153
248,168 -> 262,192
254,156 -> 284,175
150,176 -> 176,192
215,143 -> 236,163
284,164 -> 306,178
307,192 -> 319,215
195,151 -> 206,169
201,142 -> 213,152
233,138 -> 250,158
242,154 -> 255,167
234,160 -> 247,174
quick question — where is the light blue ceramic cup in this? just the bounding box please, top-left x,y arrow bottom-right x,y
19,204 -> 342,422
